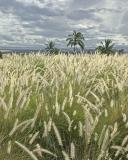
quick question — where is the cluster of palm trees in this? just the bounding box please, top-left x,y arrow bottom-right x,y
45,30 -> 119,55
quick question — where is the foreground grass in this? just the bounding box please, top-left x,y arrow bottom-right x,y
0,53 -> 128,160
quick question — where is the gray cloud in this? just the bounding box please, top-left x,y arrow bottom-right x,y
0,0 -> 128,49
119,11 -> 128,36
67,9 -> 101,21
70,0 -> 101,8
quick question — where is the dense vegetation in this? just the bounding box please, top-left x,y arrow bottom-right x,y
0,54 -> 128,160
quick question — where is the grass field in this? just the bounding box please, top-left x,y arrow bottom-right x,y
0,53 -> 128,160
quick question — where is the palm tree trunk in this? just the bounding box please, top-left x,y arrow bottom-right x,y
74,45 -> 76,53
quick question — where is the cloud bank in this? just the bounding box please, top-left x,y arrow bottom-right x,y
0,0 -> 128,49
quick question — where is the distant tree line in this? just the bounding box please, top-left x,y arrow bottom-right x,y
45,30 -> 124,55
0,30 -> 125,58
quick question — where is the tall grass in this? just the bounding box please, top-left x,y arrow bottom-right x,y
0,53 -> 128,160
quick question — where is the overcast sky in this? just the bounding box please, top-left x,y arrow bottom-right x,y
0,0 -> 128,49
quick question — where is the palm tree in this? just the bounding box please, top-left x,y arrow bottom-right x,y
45,41 -> 55,52
96,39 -> 114,56
66,30 -> 85,52
45,41 -> 59,54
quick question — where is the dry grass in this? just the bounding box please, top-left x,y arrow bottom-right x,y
0,53 -> 128,160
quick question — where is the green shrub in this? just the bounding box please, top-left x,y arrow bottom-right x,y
0,51 -> 3,59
